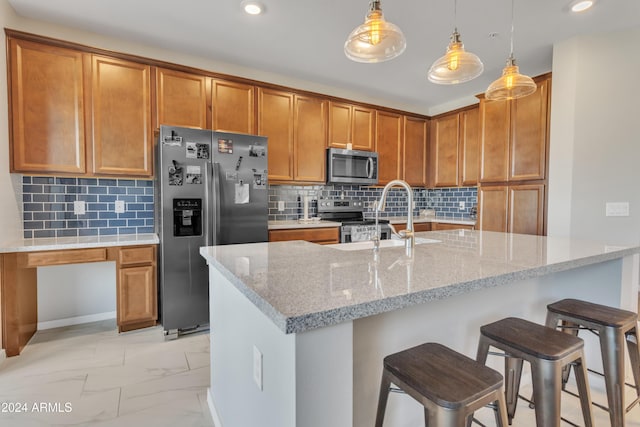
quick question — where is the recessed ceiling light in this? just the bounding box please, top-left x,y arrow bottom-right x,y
570,0 -> 594,12
241,1 -> 264,15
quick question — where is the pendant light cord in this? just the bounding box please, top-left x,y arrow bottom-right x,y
454,0 -> 458,32
510,0 -> 515,57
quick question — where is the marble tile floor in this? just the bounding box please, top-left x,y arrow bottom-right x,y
0,320 -> 214,427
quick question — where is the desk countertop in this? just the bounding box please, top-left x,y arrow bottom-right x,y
0,233 -> 159,253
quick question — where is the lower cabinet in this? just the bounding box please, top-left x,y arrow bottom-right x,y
431,222 -> 474,231
393,222 -> 432,232
110,245 -> 158,332
268,227 -> 340,245
478,184 -> 545,235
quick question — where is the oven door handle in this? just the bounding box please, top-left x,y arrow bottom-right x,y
366,157 -> 373,179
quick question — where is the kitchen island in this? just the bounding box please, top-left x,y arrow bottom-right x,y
199,230 -> 640,427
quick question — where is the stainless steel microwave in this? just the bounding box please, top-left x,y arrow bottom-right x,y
327,148 -> 378,185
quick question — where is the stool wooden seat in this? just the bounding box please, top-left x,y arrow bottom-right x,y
476,317 -> 594,427
546,298 -> 640,427
375,342 -> 509,426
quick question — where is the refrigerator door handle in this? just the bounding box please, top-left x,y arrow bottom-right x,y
212,162 -> 222,245
204,161 -> 213,247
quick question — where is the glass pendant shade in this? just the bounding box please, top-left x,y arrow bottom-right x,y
428,30 -> 484,84
344,0 -> 406,63
485,56 -> 537,101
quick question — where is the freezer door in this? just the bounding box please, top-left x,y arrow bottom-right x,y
212,132 -> 268,244
157,126 -> 212,332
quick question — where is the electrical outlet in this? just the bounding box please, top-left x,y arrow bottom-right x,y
605,202 -> 629,217
459,201 -> 465,210
253,345 -> 263,390
73,200 -> 85,215
412,201 -> 416,209
277,201 -> 285,212
115,200 -> 126,213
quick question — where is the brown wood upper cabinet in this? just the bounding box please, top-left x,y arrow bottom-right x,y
8,37 -> 153,177
403,116 -> 428,187
479,76 -> 550,183
156,67 -> 208,129
376,110 -> 404,185
91,55 -> 153,177
328,102 -> 375,151
258,88 -> 327,183
8,38 -> 87,175
430,106 -> 480,187
211,79 -> 256,134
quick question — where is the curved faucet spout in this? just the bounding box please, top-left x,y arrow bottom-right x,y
375,179 -> 415,253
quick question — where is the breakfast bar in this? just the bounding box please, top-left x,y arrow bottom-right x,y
200,230 -> 640,427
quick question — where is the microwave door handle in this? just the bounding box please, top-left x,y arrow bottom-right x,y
366,157 -> 373,179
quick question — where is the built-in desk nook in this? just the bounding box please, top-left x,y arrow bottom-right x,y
0,234 -> 159,356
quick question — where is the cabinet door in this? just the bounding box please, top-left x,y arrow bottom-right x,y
478,186 -> 508,232
156,68 -> 208,129
9,39 -> 87,174
352,106 -> 375,151
460,107 -> 480,186
294,95 -> 327,183
328,102 -> 352,148
376,111 -> 404,185
211,79 -> 255,133
480,99 -> 510,183
118,265 -> 157,325
92,56 -> 153,176
403,116 -> 428,187
509,184 -> 545,235
258,88 -> 294,181
431,113 -> 460,187
510,79 -> 549,181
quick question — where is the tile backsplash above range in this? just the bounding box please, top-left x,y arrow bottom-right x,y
268,185 -> 477,221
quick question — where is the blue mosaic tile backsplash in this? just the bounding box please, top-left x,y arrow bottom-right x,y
268,185 -> 477,221
22,176 -> 154,239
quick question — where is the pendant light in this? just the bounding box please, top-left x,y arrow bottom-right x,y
344,0 -> 406,63
485,0 -> 536,101
428,0 -> 483,85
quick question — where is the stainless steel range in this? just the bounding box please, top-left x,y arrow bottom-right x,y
317,199 -> 391,243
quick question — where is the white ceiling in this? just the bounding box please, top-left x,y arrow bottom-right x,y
7,0 -> 640,115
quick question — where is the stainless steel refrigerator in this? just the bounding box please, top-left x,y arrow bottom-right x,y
156,125 -> 268,339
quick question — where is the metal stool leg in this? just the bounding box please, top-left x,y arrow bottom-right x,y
530,359 -> 563,427
600,326 -> 626,427
504,356 -> 523,424
573,351 -> 594,427
626,326 -> 640,407
375,370 -> 392,427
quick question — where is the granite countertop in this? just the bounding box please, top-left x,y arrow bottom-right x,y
200,230 -> 639,335
269,217 -> 475,229
0,233 -> 159,253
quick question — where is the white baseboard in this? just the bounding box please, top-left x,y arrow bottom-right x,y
207,388 -> 223,427
37,311 -> 117,330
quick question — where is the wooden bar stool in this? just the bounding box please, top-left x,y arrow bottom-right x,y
375,342 -> 509,427
476,317 -> 594,427
546,298 -> 640,427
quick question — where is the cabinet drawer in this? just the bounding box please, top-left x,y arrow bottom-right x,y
432,222 -> 474,231
20,248 -> 108,268
269,227 -> 340,245
118,246 -> 156,266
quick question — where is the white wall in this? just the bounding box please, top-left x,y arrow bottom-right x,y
548,27 -> 640,246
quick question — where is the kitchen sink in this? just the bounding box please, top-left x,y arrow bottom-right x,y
329,237 -> 441,251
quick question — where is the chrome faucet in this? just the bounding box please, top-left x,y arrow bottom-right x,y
374,179 -> 415,253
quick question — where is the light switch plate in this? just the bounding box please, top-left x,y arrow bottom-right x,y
73,200 -> 85,215
277,201 -> 285,212
605,202 -> 629,217
115,200 -> 125,213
